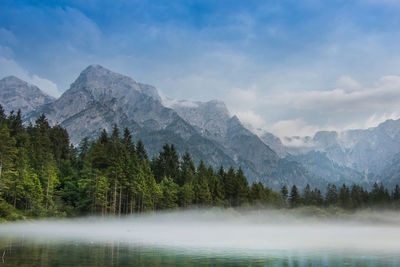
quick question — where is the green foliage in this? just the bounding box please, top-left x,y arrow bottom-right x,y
159,177 -> 179,209
178,183 -> 194,207
0,105 -> 399,220
289,185 -> 300,208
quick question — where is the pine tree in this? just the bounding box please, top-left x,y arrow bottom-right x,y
235,168 -> 249,206
311,188 -> 324,206
0,126 -> 17,192
325,184 -> 338,206
338,184 -> 352,209
123,128 -> 136,157
302,184 -> 312,205
289,185 -> 300,208
159,177 -> 179,209
3,147 -> 29,208
0,105 -> 6,126
8,109 -> 24,137
393,184 -> 400,201
153,144 -> 180,183
178,183 -> 194,208
136,140 -> 148,162
280,185 -> 288,203
250,183 -> 267,206
194,161 -> 212,205
179,152 -> 195,186
210,173 -> 225,206
223,167 -> 236,206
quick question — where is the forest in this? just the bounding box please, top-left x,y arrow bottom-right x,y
0,105 -> 400,221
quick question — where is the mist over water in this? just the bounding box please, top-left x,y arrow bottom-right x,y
1,209 -> 400,254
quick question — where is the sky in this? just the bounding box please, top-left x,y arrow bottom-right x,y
1,0 -> 400,138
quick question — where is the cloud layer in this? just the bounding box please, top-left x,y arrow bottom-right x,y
233,75 -> 400,137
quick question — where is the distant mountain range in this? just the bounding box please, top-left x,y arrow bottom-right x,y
261,119 -> 400,188
1,64 -> 399,189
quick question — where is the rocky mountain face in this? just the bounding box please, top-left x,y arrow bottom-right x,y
287,151 -> 369,187
168,98 -> 317,188
2,65 -> 317,189
258,120 -> 400,187
4,65 -> 400,189
25,65 -> 234,172
375,152 -> 400,188
284,120 -> 400,175
259,132 -> 287,158
0,76 -> 54,114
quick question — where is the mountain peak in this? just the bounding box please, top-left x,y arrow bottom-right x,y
70,64 -> 141,97
81,64 -> 109,75
1,75 -> 29,85
0,75 -> 55,114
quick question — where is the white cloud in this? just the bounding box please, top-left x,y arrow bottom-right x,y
363,112 -> 400,129
235,110 -> 266,134
337,75 -> 361,91
269,119 -> 326,139
227,75 -> 400,138
280,76 -> 400,112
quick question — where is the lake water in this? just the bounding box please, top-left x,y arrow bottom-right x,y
0,210 -> 399,266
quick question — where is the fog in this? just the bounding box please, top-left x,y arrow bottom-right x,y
1,209 -> 400,253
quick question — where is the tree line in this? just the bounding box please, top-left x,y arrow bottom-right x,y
0,106 -> 399,219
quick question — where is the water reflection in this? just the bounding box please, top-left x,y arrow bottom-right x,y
0,238 -> 399,267
0,210 -> 400,266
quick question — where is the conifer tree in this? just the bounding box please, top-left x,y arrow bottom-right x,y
325,184 -> 338,206
123,128 -> 136,156
235,168 -> 249,206
178,183 -> 195,208
0,126 -> 17,191
280,185 -> 288,203
194,161 -> 212,205
393,184 -> 400,202
289,185 -> 300,208
159,177 -> 179,209
223,167 -> 236,206
250,183 -> 267,206
338,184 -> 352,209
179,152 -> 195,186
136,140 -> 148,162
302,184 -> 312,205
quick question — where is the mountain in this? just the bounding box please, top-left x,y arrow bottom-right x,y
0,76 -> 54,114
254,119 -> 400,187
287,151 -> 369,187
25,65 -> 235,171
0,64 -> 316,189
259,132 -> 287,158
283,120 -> 400,175
373,152 -> 400,188
167,98 -> 317,188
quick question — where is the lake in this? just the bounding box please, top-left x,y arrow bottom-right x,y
0,209 -> 399,266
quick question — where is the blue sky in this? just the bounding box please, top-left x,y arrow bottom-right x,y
1,0 -> 400,138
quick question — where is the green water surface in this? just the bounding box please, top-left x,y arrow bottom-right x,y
0,238 -> 398,267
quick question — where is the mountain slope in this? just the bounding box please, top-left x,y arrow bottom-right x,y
0,64 -> 317,189
0,76 -> 54,114
259,132 -> 287,158
287,151 -> 370,187
284,120 -> 400,175
169,98 -> 317,188
24,65 -> 236,171
374,152 -> 400,188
